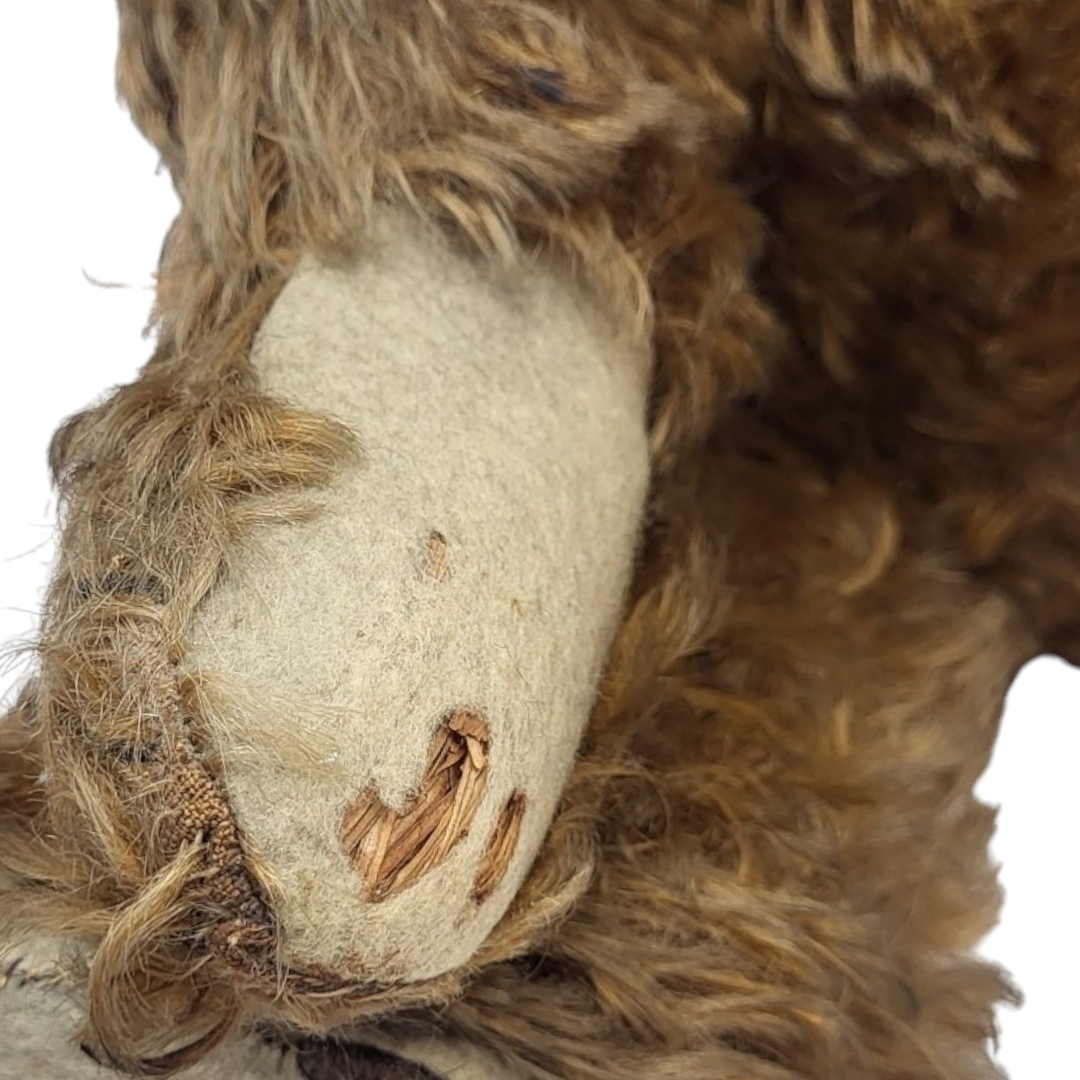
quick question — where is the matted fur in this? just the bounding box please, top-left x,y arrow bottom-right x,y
3,1 -> 1080,1077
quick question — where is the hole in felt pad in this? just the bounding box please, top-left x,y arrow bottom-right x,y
420,530 -> 450,583
472,790 -> 528,904
339,710 -> 490,901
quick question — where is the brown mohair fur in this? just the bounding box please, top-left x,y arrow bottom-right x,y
2,1 -> 1077,1077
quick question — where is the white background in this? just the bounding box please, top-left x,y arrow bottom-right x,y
0,5 -> 1075,1077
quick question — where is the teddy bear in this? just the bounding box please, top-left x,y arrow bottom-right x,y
3,2 -> 1080,1078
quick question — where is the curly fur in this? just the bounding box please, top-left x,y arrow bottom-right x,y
4,1 -> 1080,1077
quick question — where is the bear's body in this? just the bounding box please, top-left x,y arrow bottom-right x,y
4,3 -> 1080,1078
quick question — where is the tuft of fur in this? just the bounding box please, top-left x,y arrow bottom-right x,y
433,420 -> 1033,1080
114,0 -> 782,467
4,1 -> 1080,1077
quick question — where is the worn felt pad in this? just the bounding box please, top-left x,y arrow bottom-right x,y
186,213 -> 652,982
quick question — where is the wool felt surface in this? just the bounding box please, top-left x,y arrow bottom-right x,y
186,211 -> 651,982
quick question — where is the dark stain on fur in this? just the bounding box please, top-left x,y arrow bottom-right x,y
294,1040 -> 443,1080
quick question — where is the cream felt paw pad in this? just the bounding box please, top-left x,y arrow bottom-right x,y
186,211 -> 652,983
